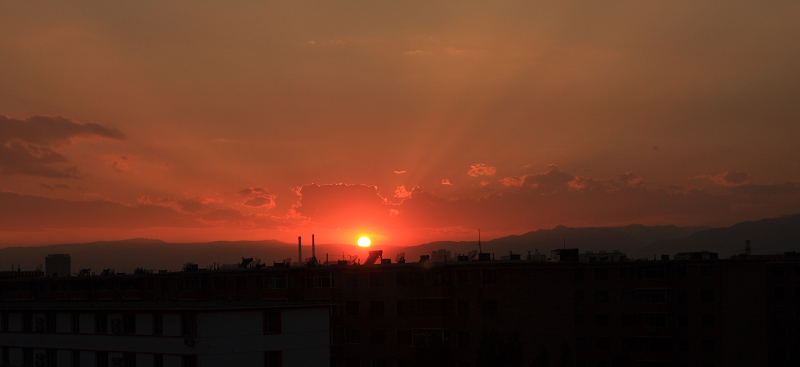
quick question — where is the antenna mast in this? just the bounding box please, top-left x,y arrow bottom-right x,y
478,228 -> 483,254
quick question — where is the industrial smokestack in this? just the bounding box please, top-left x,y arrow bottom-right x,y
312,234 -> 316,260
298,236 -> 302,267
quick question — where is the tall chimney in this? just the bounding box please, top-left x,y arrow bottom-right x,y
298,236 -> 302,266
312,234 -> 316,260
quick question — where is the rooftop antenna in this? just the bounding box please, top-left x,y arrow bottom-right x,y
478,228 -> 483,254
745,240 -> 751,256
298,236 -> 302,267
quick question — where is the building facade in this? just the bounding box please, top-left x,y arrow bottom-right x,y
2,255 -> 799,366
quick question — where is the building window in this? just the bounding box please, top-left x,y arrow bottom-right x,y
481,270 -> 498,285
213,277 -> 228,290
397,330 -> 412,346
345,301 -> 360,316
371,329 -> 386,344
676,314 -> 689,327
181,355 -> 197,367
595,291 -> 609,303
305,273 -> 332,288
457,300 -> 470,318
395,272 -> 414,287
702,339 -> 715,353
96,351 -> 109,367
574,268 -> 584,281
456,269 -> 469,285
637,289 -> 668,303
45,313 -> 56,332
576,314 -> 585,326
575,291 -> 585,305
71,313 -> 80,333
621,290 -> 636,303
1,312 -> 8,332
458,330 -> 470,348
676,289 -> 688,303
482,300 -> 498,317
596,337 -> 610,350
123,314 -> 136,334
412,329 -> 448,348
369,273 -> 385,287
347,329 -> 361,344
346,273 -> 360,288
178,278 -> 199,291
22,313 -> 33,332
698,265 -> 713,278
369,301 -> 385,316
264,310 -> 281,334
620,314 -> 636,328
700,289 -> 715,303
181,314 -> 197,336
235,277 -> 248,290
595,314 -> 610,327
774,287 -> 786,300
773,267 -> 785,278
71,350 -> 80,367
594,268 -> 608,280
124,353 -> 136,367
264,351 -> 282,367
371,359 -> 386,367
153,314 -> 163,335
153,354 -> 164,367
701,314 -> 715,328
675,266 -> 687,278
95,314 -> 108,334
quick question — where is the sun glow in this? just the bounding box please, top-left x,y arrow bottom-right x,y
358,236 -> 371,247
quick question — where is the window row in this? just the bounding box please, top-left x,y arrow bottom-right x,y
0,348 -> 197,367
575,313 -> 717,328
0,312 -> 196,337
341,299 -> 498,318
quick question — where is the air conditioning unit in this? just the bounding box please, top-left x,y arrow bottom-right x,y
35,353 -> 45,367
111,357 -> 123,367
34,318 -> 44,332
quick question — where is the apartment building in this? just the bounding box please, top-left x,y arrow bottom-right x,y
2,254 -> 798,366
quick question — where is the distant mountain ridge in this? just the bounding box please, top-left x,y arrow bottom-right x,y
1,214 -> 799,273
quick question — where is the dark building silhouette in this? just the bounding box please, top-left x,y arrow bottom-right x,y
1,251 -> 799,366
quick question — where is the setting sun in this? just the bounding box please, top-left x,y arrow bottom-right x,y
358,236 -> 371,247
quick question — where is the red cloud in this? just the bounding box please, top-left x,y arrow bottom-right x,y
292,183 -> 396,229
394,185 -> 412,199
467,163 -> 496,177
695,171 -> 752,187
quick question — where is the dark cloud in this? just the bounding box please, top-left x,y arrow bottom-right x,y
731,183 -> 799,196
0,115 -> 125,178
39,183 -> 70,191
0,115 -> 125,146
238,187 -> 269,196
0,140 -> 79,178
693,171 -> 752,187
199,208 -> 287,229
238,187 -> 276,208
619,172 -> 645,188
156,197 -> 210,213
242,196 -> 275,208
0,191 -> 202,231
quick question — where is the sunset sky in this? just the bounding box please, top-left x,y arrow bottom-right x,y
1,1 -> 799,248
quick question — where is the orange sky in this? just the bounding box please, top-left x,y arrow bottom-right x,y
1,2 -> 799,248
